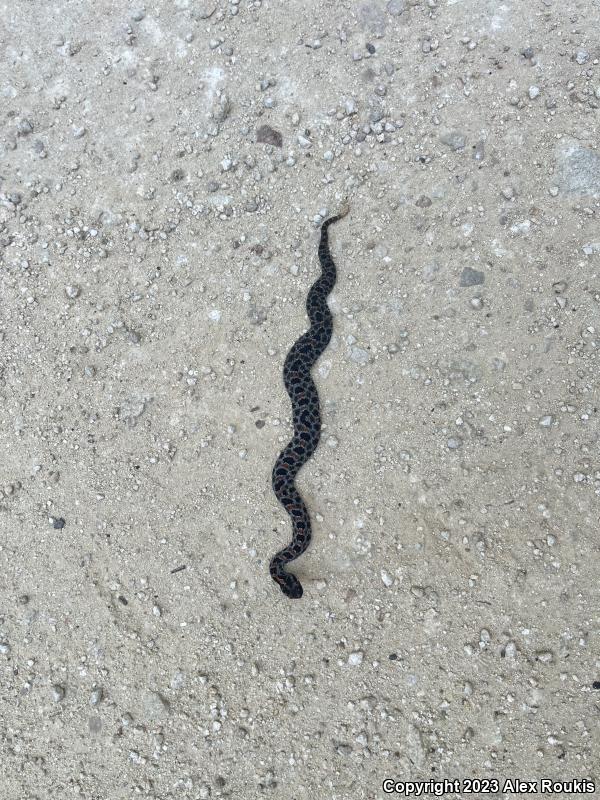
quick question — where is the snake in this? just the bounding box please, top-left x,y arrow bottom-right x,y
270,206 -> 349,599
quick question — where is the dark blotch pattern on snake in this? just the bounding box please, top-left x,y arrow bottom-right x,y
270,207 -> 348,599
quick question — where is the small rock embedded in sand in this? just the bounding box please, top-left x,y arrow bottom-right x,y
65,284 -> 81,298
144,691 -> 171,720
440,130 -> 466,150
90,687 -> 103,706
256,125 -> 283,147
557,142 -> 600,195
459,267 -> 485,287
51,685 -> 66,702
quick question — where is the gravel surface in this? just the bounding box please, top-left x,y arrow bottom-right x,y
1,1 -> 599,798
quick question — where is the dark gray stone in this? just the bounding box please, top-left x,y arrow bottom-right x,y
256,125 -> 283,147
459,267 -> 485,287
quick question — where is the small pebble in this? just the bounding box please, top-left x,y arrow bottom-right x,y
381,570 -> 394,587
440,131 -> 466,151
503,641 -> 517,659
51,685 -> 66,702
536,651 -> 555,664
387,0 -> 406,14
90,687 -> 103,706
17,118 -> 34,136
350,347 -> 371,365
65,284 -> 81,299
256,124 -> 283,148
144,691 -> 171,718
459,267 -> 484,287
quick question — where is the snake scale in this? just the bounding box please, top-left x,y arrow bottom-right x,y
270,207 -> 348,599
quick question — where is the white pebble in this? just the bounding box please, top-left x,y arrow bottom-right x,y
350,347 -> 370,365
90,687 -> 103,705
51,685 -> 66,702
536,651 -> 554,664
65,284 -> 81,298
504,641 -> 517,659
381,570 -> 394,587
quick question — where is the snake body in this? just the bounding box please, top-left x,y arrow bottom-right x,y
270,208 -> 348,599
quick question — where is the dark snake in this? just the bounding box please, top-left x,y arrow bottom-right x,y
270,207 -> 349,599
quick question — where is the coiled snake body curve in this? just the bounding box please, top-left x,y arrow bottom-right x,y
270,208 -> 348,599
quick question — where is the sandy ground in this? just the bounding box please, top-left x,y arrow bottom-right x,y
1,1 -> 600,798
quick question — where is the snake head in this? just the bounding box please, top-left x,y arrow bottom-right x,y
336,200 -> 350,219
